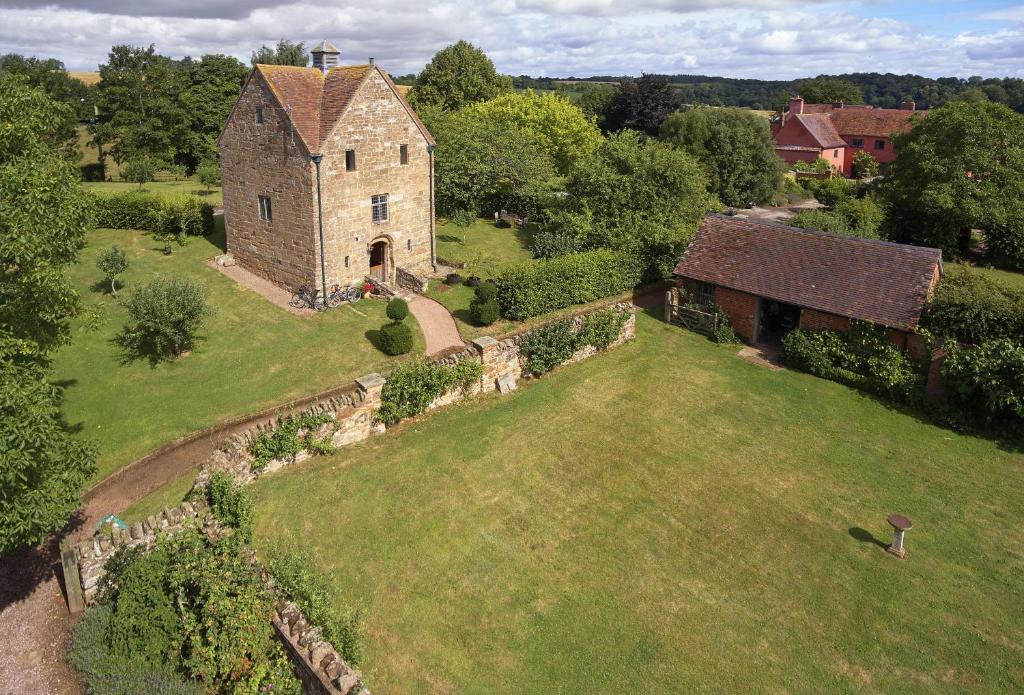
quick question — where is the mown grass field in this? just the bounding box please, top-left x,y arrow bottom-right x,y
248,312 -> 1024,693
54,227 -> 425,482
82,179 -> 223,206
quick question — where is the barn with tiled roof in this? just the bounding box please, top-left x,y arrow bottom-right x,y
217,42 -> 435,294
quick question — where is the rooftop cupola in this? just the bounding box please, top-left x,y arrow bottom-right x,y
311,40 -> 340,74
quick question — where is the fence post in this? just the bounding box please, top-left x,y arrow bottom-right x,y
60,537 -> 85,614
664,290 -> 674,324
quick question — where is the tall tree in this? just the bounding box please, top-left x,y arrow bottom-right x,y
793,76 -> 863,104
603,74 -> 680,136
881,100 -> 1024,267
578,83 -> 618,129
462,90 -> 603,176
409,41 -> 512,112
0,75 -> 96,553
661,107 -> 784,207
93,45 -> 189,165
0,53 -> 89,156
250,39 -> 308,67
559,130 -> 712,278
181,54 -> 248,171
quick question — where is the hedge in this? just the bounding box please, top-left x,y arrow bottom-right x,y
942,339 -> 1024,429
91,191 -> 215,236
494,249 -> 642,321
926,269 -> 1024,345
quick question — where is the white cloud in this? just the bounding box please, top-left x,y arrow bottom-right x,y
0,1 -> 1021,79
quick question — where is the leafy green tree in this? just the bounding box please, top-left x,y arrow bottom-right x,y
431,108 -> 557,218
196,161 -> 221,192
661,107 -> 784,207
851,150 -> 880,179
93,45 -> 189,165
562,130 -> 712,278
794,76 -> 863,104
0,53 -> 89,156
122,158 -> 156,189
881,100 -> 1024,266
603,74 -> 681,136
118,277 -> 211,362
463,90 -> 603,176
250,39 -> 308,67
409,41 -> 512,112
0,76 -> 96,553
96,246 -> 128,294
578,83 -> 618,128
181,55 -> 248,171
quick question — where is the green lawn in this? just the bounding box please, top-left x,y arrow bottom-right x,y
54,227 -> 425,482
950,262 -> 1024,290
248,313 -> 1024,693
83,179 -> 223,206
434,217 -> 535,275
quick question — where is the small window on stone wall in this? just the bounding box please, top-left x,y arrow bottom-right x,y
258,195 -> 272,221
407,239 -> 411,250
345,255 -> 349,268
371,194 -> 389,223
255,107 -> 264,124
400,144 -> 409,165
346,149 -> 356,171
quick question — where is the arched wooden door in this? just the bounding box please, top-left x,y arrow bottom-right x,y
369,240 -> 388,281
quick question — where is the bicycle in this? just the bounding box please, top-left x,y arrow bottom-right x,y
289,285 -> 326,310
325,284 -> 363,308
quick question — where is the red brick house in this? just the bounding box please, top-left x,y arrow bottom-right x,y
673,214 -> 942,350
772,97 -> 924,176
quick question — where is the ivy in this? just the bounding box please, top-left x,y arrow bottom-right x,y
520,308 -> 631,376
248,411 -> 337,472
377,360 -> 484,426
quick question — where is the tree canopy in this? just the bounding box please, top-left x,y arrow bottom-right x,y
181,54 -> 248,169
881,100 -> 1024,267
660,107 -> 783,207
558,130 -> 712,279
0,76 -> 96,553
250,39 -> 308,67
0,53 -> 90,157
409,41 -> 512,112
793,76 -> 863,105
603,74 -> 681,136
462,90 -> 603,176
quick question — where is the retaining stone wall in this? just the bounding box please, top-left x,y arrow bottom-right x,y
273,601 -> 369,695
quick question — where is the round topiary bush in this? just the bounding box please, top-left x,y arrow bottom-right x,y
470,297 -> 501,326
379,321 -> 413,355
473,282 -> 497,302
465,276 -> 481,287
445,273 -> 463,285
386,298 -> 409,323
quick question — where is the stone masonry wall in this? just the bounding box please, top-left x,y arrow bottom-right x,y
273,601 -> 369,695
317,70 -> 433,288
219,71 -> 317,292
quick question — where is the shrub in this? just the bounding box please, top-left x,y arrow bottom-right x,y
80,161 -> 106,182
450,208 -> 475,227
204,471 -> 254,539
105,546 -> 181,663
473,281 -> 497,301
377,360 -> 483,425
519,319 -> 579,376
122,159 -> 156,189
379,321 -> 414,355
852,150 -> 880,179
787,209 -> 851,235
577,308 -> 628,350
781,322 -> 923,403
247,411 -> 337,472
155,197 -> 208,251
386,298 -> 409,323
196,161 -> 220,191
943,339 -> 1024,429
267,547 -> 364,665
712,318 -> 740,344
92,191 -> 162,230
793,158 -> 833,174
96,245 -> 128,294
495,249 -> 642,321
470,297 -> 501,326
118,277 -> 211,362
832,197 -> 884,238
445,273 -> 463,285
986,222 -> 1024,270
926,269 -> 1024,344
812,177 -> 856,208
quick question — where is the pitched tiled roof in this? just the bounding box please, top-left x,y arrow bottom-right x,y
828,108 -> 923,138
794,113 -> 846,149
673,214 -> 942,330
252,63 -> 434,154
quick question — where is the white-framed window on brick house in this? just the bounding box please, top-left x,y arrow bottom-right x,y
695,281 -> 715,308
346,149 -> 356,171
255,107 -> 264,124
258,195 -> 272,221
400,144 -> 409,165
371,194 -> 389,223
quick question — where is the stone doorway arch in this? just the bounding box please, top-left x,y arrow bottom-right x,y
368,238 -> 392,283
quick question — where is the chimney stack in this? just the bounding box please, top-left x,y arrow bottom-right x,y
900,98 -> 916,111
311,40 -> 340,74
789,96 -> 805,116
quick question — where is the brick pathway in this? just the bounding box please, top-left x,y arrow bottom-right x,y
407,294 -> 465,356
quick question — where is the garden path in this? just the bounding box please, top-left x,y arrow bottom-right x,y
407,294 -> 465,355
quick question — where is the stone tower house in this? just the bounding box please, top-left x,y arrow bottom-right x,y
217,44 -> 435,293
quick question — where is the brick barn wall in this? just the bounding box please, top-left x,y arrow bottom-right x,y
318,70 -> 433,288
715,287 -> 758,342
219,73 -> 317,292
800,308 -> 852,332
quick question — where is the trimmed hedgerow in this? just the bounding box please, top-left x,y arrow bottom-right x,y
942,338 -> 1024,429
494,249 -> 642,321
377,360 -> 484,426
519,319 -> 579,376
91,191 -> 215,236
781,321 -> 924,404
925,269 -> 1024,345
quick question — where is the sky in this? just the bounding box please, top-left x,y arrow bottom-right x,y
1,0 -> 1023,79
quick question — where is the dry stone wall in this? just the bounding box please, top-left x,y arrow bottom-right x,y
273,601 -> 369,695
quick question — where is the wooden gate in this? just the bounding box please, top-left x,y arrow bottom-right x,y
664,289 -> 719,336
